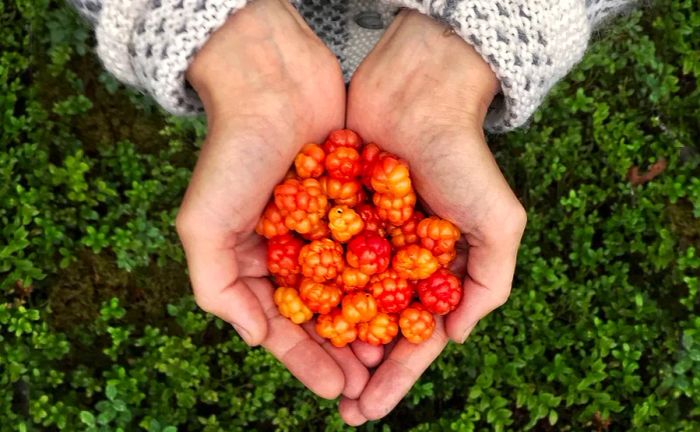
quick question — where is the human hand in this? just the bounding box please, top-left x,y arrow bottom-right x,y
177,0 -> 373,400
340,10 -> 527,424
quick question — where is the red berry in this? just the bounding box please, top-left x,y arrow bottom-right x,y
323,129 -> 362,154
373,191 -> 416,225
267,234 -> 304,278
360,143 -> 381,188
416,216 -> 461,266
326,146 -> 362,181
370,270 -> 413,313
346,231 -> 391,276
415,268 -> 462,315
356,203 -> 387,237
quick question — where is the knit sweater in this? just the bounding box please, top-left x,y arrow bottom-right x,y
68,0 -> 634,131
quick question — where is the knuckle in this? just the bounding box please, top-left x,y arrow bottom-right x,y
175,207 -> 197,240
193,291 -> 216,314
493,286 -> 512,309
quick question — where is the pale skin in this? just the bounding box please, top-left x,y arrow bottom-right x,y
179,0 -> 526,425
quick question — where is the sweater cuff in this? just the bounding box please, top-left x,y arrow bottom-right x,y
95,0 -> 249,115
384,1 -> 597,132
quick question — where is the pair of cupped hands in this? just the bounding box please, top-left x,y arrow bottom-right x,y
177,0 -> 526,425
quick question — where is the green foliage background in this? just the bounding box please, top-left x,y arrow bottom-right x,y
1,0 -> 699,430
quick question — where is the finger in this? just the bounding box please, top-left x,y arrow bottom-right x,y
446,208 -> 525,343
246,278 -> 345,399
302,322 -> 370,399
350,341 -> 384,368
339,397 -> 368,426
359,318 -> 448,420
178,223 -> 268,345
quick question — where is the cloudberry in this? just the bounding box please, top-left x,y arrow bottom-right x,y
274,178 -> 328,234
346,231 -> 391,275
358,313 -> 399,346
301,221 -> 330,241
274,273 -> 300,289
392,245 -> 439,280
294,143 -> 325,178
374,191 -> 416,225
416,268 -> 463,315
299,239 -> 345,282
267,233 -> 303,277
274,287 -> 313,324
389,211 -> 425,248
328,205 -> 364,242
417,216 -> 461,266
316,308 -> 357,348
326,146 -> 361,180
371,154 -> 412,197
370,272 -> 413,313
356,203 -> 386,237
320,176 -> 361,201
256,201 -> 289,239
341,292 -> 378,324
299,279 -> 342,314
360,143 -> 381,189
333,188 -> 366,207
323,129 -> 362,154
340,267 -> 370,291
399,303 -> 435,344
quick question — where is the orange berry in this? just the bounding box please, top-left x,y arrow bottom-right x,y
299,278 -> 342,314
323,129 -> 362,154
339,267 -> 370,291
274,273 -> 300,289
320,176 -> 361,201
392,244 -> 439,280
399,303 -> 435,344
373,191 -> 416,225
358,312 -> 399,346
371,154 -> 412,197
294,143 -> 325,178
316,308 -> 357,348
274,178 -> 328,234
328,205 -> 365,242
326,146 -> 361,180
333,188 -> 366,207
341,292 -> 378,324
389,211 -> 425,248
299,239 -> 345,282
416,216 -> 461,266
301,221 -> 330,241
256,201 -> 289,239
274,287 -> 313,324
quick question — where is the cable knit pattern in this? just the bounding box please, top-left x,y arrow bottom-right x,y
68,0 -> 634,129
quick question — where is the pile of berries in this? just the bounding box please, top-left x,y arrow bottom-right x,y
257,129 -> 463,347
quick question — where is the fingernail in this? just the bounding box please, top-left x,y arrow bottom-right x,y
460,324 -> 476,344
233,324 -> 253,345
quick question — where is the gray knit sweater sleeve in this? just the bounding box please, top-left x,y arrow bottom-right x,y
384,0 -> 635,131
67,0 -> 634,129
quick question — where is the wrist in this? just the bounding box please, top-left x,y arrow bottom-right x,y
391,9 -> 500,120
186,0 -> 312,111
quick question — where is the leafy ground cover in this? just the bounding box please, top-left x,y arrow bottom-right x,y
1,1 -> 699,430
